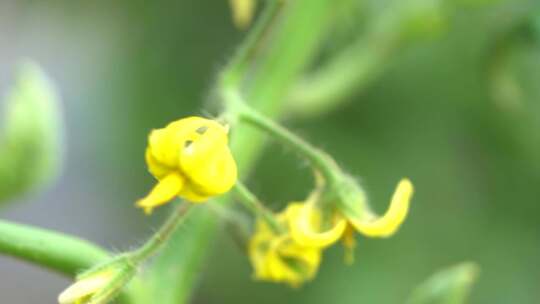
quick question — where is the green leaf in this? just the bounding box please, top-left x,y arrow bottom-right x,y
0,60 -> 64,202
406,262 -> 480,304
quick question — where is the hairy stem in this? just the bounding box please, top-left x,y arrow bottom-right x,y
131,202 -> 192,262
225,88 -> 341,187
233,182 -> 283,233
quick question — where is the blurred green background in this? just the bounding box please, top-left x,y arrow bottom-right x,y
1,0 -> 539,303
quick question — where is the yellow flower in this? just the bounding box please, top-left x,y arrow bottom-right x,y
229,0 -> 256,29
58,271 -> 113,304
248,203 -> 324,287
137,117 -> 237,214
288,178 -> 414,259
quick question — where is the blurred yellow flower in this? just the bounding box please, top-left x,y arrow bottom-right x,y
289,178 -> 414,259
229,0 -> 256,29
249,203 -> 323,287
58,271 -> 113,304
137,117 -> 237,214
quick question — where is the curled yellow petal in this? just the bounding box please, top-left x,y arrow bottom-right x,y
287,202 -> 347,248
136,173 -> 184,214
349,178 -> 414,238
58,271 -> 112,304
229,0 -> 256,29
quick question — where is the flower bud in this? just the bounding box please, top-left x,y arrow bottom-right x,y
58,271 -> 113,304
137,117 -> 237,214
0,61 -> 63,202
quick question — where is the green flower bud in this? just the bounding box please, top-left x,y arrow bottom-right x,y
0,61 -> 63,202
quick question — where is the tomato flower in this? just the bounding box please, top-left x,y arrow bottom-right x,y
136,117 -> 237,214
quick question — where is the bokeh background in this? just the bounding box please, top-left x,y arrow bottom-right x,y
1,0 -> 540,303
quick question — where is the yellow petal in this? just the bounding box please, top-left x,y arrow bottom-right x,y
181,146 -> 237,196
349,178 -> 414,238
248,215 -> 323,287
255,240 -> 321,287
148,116 -> 218,170
147,128 -> 180,168
178,184 -> 210,203
279,239 -> 321,281
229,0 -> 256,29
287,203 -> 346,248
267,250 -> 299,283
136,173 -> 184,214
58,271 -> 112,304
178,119 -> 236,196
145,148 -> 173,179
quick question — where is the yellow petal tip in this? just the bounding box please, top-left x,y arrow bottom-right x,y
398,178 -> 414,197
135,173 -> 184,214
350,177 -> 414,238
135,200 -> 154,215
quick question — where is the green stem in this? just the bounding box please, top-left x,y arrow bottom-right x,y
66,202 -> 192,304
0,219 -> 109,276
286,37 -> 390,117
233,182 -> 284,233
225,88 -> 342,187
286,0 -> 447,117
221,0 -> 284,88
131,202 -> 192,262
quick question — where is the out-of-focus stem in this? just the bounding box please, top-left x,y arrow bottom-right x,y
233,182 -> 283,233
287,0 -> 447,117
221,0 -> 284,88
0,219 -> 109,276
